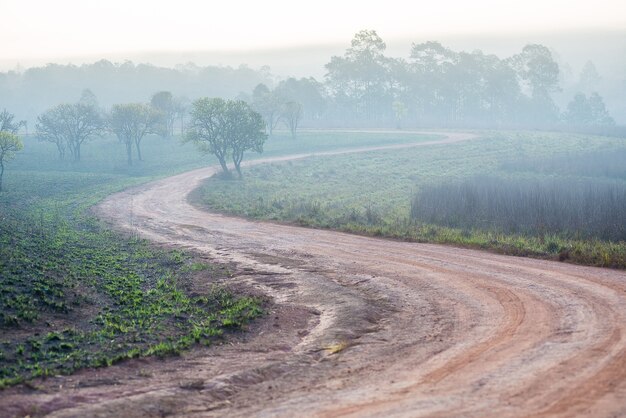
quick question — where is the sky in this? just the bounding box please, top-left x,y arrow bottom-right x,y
2,0 -> 625,66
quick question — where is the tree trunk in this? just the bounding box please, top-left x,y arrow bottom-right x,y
56,143 -> 65,160
135,139 -> 143,161
234,162 -> 242,179
217,156 -> 230,175
126,142 -> 133,166
0,161 -> 4,192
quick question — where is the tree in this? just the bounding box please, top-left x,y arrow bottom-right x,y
579,60 -> 601,92
108,103 -> 160,165
36,103 -> 103,162
512,44 -> 560,98
227,101 -> 267,178
251,84 -> 282,135
173,96 -> 190,136
280,101 -> 303,138
79,88 -> 99,108
274,77 -> 326,122
0,132 -> 23,191
564,92 -> 615,126
150,91 -> 176,137
509,44 -> 560,124
185,98 -> 266,178
325,29 -> 391,122
0,109 -> 26,134
392,101 -> 407,128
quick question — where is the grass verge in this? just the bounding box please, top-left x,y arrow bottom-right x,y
192,131 -> 626,268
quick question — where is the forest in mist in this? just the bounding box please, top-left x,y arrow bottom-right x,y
1,30 -> 624,132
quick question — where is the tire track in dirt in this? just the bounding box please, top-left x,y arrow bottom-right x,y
3,131 -> 626,417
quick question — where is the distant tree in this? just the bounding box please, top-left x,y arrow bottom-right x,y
0,131 -> 23,191
251,84 -> 282,135
579,60 -> 601,92
108,103 -> 160,165
173,96 -> 190,136
227,101 -> 267,178
326,29 -> 391,122
185,98 -> 266,178
79,89 -> 99,108
408,41 -> 458,124
36,108 -> 66,159
274,77 -> 327,121
280,101 -> 303,138
392,101 -> 407,128
36,103 -> 104,162
564,92 -> 614,126
0,109 -> 26,134
151,91 -> 176,137
512,44 -> 560,98
587,92 -> 614,126
510,44 -> 560,124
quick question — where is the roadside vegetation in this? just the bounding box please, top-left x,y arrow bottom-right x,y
194,131 -> 626,268
0,136 -> 264,389
0,129 -> 436,388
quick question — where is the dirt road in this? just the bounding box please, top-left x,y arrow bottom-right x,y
6,132 -> 626,417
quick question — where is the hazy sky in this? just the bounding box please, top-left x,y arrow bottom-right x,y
2,0 -> 625,63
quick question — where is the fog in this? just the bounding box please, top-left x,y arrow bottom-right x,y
0,29 -> 624,131
2,0 -> 626,408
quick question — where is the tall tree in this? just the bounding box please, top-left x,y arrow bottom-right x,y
280,101 -> 303,138
79,89 -> 99,108
564,92 -> 614,126
173,96 -> 189,136
510,44 -> 560,124
579,60 -> 601,92
0,131 -> 23,191
251,84 -> 282,135
325,30 -> 391,122
108,103 -> 159,165
185,98 -> 232,174
0,109 -> 26,134
36,103 -> 103,162
226,101 -> 267,178
274,77 -> 326,122
150,91 -> 176,137
185,98 -> 266,178
408,41 -> 457,124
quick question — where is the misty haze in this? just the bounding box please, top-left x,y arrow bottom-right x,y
1,1 -> 625,417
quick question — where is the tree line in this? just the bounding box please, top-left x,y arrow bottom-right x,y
0,89 -> 267,186
242,30 -> 616,129
30,89 -> 198,166
2,30 -> 619,134
32,91 -> 267,172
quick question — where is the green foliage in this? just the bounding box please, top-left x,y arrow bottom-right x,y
0,129 -> 437,387
36,102 -> 104,162
0,131 -> 23,191
185,97 -> 267,177
194,131 -> 626,268
107,103 -> 161,165
0,138 -> 265,388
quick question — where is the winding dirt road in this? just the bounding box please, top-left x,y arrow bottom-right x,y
6,132 -> 626,417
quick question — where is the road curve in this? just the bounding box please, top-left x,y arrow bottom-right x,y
10,132 -> 626,417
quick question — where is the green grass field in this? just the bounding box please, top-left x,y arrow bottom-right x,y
0,129 -> 435,387
193,131 -> 626,268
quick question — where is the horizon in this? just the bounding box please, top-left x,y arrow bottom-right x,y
2,0 -> 626,76
2,28 -> 625,79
